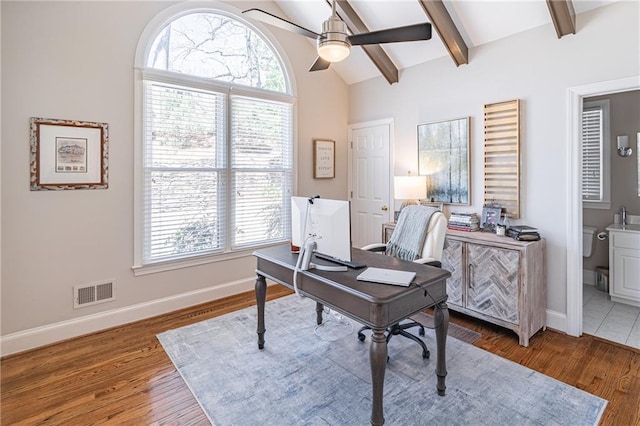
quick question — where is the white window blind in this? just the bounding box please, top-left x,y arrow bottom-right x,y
231,96 -> 293,249
582,106 -> 603,201
135,7 -> 295,270
143,82 -> 226,263
582,99 -> 610,209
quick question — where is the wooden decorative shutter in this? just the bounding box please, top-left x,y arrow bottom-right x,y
483,99 -> 520,219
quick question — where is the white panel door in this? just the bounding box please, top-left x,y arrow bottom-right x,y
349,121 -> 392,248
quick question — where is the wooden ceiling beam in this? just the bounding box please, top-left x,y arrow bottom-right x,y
333,0 -> 399,84
546,0 -> 576,38
418,0 -> 468,66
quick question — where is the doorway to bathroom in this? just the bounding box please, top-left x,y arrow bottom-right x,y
571,78 -> 640,349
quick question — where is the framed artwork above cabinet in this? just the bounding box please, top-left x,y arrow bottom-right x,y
418,117 -> 470,205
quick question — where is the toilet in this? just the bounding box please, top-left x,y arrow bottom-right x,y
583,225 -> 597,257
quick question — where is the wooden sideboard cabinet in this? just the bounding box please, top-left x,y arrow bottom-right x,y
443,230 -> 546,347
382,222 -> 396,244
382,223 -> 546,347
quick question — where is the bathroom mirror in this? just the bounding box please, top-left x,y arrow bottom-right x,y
417,117 -> 470,205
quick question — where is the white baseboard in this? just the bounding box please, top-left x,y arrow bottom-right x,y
1,277 -> 259,357
0,282 -> 576,356
545,309 -> 568,334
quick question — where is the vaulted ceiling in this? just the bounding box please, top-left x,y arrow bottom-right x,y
270,0 -> 618,85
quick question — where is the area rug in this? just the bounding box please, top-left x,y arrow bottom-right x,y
157,295 -> 607,425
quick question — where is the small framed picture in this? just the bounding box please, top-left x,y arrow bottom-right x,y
481,205 -> 502,231
313,139 -> 335,179
30,117 -> 109,190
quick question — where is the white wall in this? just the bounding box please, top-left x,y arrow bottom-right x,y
0,1 -> 348,354
348,1 -> 639,321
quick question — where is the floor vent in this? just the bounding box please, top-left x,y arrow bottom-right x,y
74,280 -> 116,309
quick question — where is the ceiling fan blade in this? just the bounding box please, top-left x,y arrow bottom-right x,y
348,23 -> 432,46
309,57 -> 331,72
243,8 -> 320,39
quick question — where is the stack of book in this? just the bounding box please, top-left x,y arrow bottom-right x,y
448,212 -> 480,232
507,225 -> 541,241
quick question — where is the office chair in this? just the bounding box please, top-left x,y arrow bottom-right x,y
358,205 -> 448,359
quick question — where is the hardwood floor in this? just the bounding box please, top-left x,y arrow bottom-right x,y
2,284 -> 639,425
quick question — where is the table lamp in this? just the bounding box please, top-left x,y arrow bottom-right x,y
394,175 -> 427,211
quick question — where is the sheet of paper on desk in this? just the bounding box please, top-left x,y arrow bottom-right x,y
356,267 -> 416,287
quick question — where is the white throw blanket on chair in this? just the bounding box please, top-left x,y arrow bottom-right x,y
386,205 -> 437,261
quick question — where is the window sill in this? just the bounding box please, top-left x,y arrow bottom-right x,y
583,201 -> 611,210
132,242 -> 288,276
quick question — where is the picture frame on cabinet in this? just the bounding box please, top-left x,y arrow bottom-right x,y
481,205 -> 502,232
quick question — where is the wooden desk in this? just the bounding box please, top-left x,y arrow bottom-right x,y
254,245 -> 451,426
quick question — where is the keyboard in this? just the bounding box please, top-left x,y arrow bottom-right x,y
314,252 -> 367,269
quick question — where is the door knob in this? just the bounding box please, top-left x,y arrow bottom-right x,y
381,205 -> 388,211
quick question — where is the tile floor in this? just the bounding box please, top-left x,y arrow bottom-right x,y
583,284 -> 640,349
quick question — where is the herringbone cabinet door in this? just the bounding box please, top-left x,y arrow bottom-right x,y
442,238 -> 463,306
467,244 -> 519,324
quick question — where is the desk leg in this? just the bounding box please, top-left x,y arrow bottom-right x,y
255,274 -> 266,350
315,302 -> 324,325
434,301 -> 449,396
370,327 -> 387,426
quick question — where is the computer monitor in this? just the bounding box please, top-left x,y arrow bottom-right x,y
291,196 -> 352,268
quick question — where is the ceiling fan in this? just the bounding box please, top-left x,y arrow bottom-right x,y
243,1 -> 432,72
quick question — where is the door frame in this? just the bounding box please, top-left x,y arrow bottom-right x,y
347,118 -> 395,232
565,75 -> 640,337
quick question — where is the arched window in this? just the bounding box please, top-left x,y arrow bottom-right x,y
148,12 -> 287,91
134,5 -> 294,271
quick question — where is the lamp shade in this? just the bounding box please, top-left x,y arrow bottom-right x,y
317,15 -> 351,63
394,175 -> 427,200
617,135 -> 629,149
617,135 -> 633,157
318,40 -> 350,62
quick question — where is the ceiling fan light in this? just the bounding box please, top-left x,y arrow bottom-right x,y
318,40 -> 350,62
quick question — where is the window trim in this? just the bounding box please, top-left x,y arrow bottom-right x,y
132,1 -> 298,274
582,99 -> 611,210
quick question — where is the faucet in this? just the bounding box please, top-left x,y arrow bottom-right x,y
620,206 -> 627,226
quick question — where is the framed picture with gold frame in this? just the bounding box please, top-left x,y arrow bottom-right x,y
313,139 -> 335,179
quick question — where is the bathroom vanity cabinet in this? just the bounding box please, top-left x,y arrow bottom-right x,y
607,224 -> 640,306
